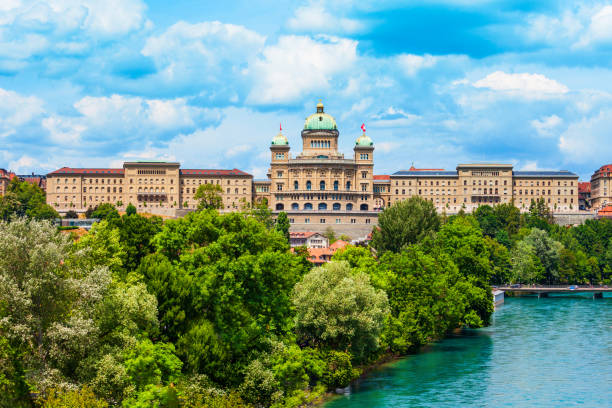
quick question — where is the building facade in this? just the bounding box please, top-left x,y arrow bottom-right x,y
578,182 -> 591,210
0,168 -> 14,196
44,102 -> 581,220
46,161 -> 251,213
590,164 -> 611,210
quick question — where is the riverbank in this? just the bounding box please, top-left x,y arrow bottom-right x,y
324,296 -> 612,407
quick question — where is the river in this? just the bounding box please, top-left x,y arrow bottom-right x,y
326,295 -> 612,408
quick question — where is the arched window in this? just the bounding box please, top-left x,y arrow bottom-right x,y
304,203 -> 313,210
294,181 -> 299,190
360,204 -> 368,211
333,203 -> 341,211
318,203 -> 327,210
346,181 -> 351,190
306,181 -> 312,190
291,203 -> 299,210
333,180 -> 339,191
320,181 -> 325,190
346,203 -> 353,211
276,203 -> 284,210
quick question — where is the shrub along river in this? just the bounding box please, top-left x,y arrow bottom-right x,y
326,295 -> 612,408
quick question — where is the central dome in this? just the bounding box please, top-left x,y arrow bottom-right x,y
304,102 -> 337,130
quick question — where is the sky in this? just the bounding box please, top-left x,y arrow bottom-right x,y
1,0 -> 612,180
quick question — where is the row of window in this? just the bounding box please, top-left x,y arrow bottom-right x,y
296,218 -> 371,225
274,203 -> 369,211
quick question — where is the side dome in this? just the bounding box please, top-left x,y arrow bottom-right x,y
271,132 -> 289,146
356,133 -> 373,146
304,102 -> 337,130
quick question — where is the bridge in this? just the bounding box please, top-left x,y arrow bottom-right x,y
496,285 -> 611,299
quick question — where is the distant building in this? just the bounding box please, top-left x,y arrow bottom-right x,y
590,164 -> 612,210
0,168 -> 15,196
306,240 -> 349,265
17,174 -> 47,192
597,205 -> 612,219
578,182 -> 591,210
289,231 -> 329,248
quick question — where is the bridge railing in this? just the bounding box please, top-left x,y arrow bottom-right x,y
496,284 -> 610,289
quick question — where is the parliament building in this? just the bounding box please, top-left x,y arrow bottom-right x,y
45,102 -> 580,226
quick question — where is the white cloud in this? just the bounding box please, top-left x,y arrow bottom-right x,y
559,109 -> 612,164
577,5 -> 612,47
287,3 -> 363,34
0,0 -> 147,36
142,20 -> 265,88
531,114 -> 563,137
473,71 -> 569,98
226,144 -> 251,158
396,54 -> 438,76
376,141 -> 400,153
248,35 -> 357,105
43,94 -> 220,148
518,161 -> 542,171
0,88 -> 44,136
370,106 -> 419,128
8,154 -> 52,174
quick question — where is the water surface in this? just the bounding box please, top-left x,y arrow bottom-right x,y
327,295 -> 612,407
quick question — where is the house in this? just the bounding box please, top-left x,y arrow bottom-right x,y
289,232 -> 329,248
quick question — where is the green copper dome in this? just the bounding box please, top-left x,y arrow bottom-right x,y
271,132 -> 289,146
304,102 -> 337,130
355,133 -> 373,146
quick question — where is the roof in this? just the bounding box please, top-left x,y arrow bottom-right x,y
180,168 -> 251,176
408,166 -> 445,171
513,170 -> 577,178
0,168 -> 16,179
593,164 -> 612,176
578,182 -> 591,193
392,170 -> 458,177
598,206 -> 612,216
290,231 -> 324,239
304,102 -> 337,130
373,175 -> 390,180
48,167 -> 124,175
329,240 -> 349,250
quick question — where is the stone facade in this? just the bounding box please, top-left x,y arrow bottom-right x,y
44,102 -> 581,221
46,162 -> 251,213
590,164 -> 612,210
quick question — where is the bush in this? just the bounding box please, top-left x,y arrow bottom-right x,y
37,386 -> 107,408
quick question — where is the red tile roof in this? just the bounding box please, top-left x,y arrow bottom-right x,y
180,168 -> 251,176
593,164 -> 612,177
329,240 -> 349,250
373,175 -> 390,181
578,182 -> 591,193
598,206 -> 612,217
48,167 -> 124,175
0,169 -> 16,179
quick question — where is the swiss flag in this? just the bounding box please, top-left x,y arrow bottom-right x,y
361,123 -> 366,132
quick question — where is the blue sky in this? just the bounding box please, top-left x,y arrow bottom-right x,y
1,0 -> 612,179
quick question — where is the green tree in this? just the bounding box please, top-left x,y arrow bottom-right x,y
371,196 -> 440,253
0,219 -> 111,393
322,226 -> 337,244
91,203 -> 120,221
64,210 -> 79,219
39,386 -> 108,408
523,228 -> 563,283
292,261 -> 389,363
510,241 -> 545,284
194,184 -> 223,211
0,178 -> 58,221
126,203 -> 137,216
250,202 -> 274,230
275,211 -> 290,241
124,340 -> 182,391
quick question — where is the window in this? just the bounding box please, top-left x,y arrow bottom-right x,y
346,181 -> 351,190
336,218 -> 341,224
334,180 -> 339,191
304,203 -> 313,210
318,203 -> 327,210
306,180 -> 312,190
276,203 -> 284,210
320,181 -> 325,190
320,218 -> 326,223
360,153 -> 369,160
360,204 -> 368,211
277,171 -> 283,177
277,184 -> 283,191
294,181 -> 299,190
361,171 -> 367,179
305,218 -> 310,224
350,218 -> 356,224
333,203 -> 341,211
291,203 -> 299,210
346,203 -> 353,211
365,219 -> 371,224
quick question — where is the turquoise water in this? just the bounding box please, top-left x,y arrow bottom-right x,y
327,295 -> 612,408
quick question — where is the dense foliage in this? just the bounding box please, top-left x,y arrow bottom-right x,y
1,194 -> 610,407
0,178 -> 58,221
